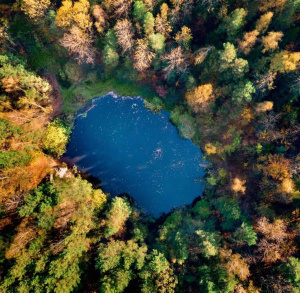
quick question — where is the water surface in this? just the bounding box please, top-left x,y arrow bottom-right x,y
63,93 -> 205,216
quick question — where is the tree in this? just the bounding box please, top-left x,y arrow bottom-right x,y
256,101 -> 273,112
255,217 -> 295,263
93,4 -> 107,35
161,47 -> 188,79
279,257 -> 300,288
232,80 -> 255,104
144,97 -> 163,113
170,107 -> 196,139
160,3 -> 169,19
262,31 -> 283,53
133,1 -> 147,22
1,177 -> 99,293
264,154 -> 291,181
175,26 -> 192,50
144,0 -> 155,11
113,0 -> 132,19
134,39 -> 155,72
143,12 -> 155,35
139,250 -> 178,293
148,33 -> 166,54
104,197 -> 132,238
231,178 -> 246,194
233,222 -> 257,246
103,46 -> 119,70
219,248 -> 250,281
185,84 -> 214,113
196,230 -> 220,258
56,0 -> 92,31
232,58 -> 249,79
158,210 -> 189,263
42,120 -> 69,157
238,30 -> 259,55
96,240 -> 147,293
0,55 -> 52,111
255,12 -> 273,33
193,46 -> 214,65
21,0 -> 50,20
102,29 -> 119,71
155,4 -> 172,37
214,197 -> 242,230
255,217 -> 288,243
60,26 -> 94,64
219,44 -> 249,80
114,19 -> 135,54
220,8 -> 247,40
219,42 -> 237,70
258,0 -> 287,12
198,265 -> 238,293
270,51 -> 300,73
192,200 -> 211,219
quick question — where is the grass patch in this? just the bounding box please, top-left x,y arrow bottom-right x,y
60,75 -> 157,121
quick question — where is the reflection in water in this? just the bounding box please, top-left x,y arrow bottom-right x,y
62,93 -> 206,217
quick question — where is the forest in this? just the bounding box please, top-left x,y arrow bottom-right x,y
0,0 -> 300,292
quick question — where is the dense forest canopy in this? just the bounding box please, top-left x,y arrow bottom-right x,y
0,0 -> 300,292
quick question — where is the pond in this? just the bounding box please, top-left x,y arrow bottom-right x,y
62,92 -> 206,217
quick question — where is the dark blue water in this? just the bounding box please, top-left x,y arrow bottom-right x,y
63,93 -> 205,216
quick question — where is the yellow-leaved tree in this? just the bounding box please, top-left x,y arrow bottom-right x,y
185,84 -> 214,113
255,12 -> 273,33
56,0 -> 94,63
262,31 -> 283,53
270,51 -> 300,73
42,120 -> 69,157
21,0 -> 50,20
175,26 -> 192,50
56,0 -> 92,31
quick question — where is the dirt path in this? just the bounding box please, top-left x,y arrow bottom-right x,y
44,73 -> 63,118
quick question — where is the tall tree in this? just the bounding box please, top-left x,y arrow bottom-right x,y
21,0 -> 51,20
134,39 -> 155,72
185,84 -> 214,113
114,19 -> 135,54
175,26 -> 192,50
104,197 -> 132,238
161,47 -> 188,79
60,26 -> 95,64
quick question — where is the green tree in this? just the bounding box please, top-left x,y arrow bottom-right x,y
198,265 -> 238,293
143,12 -> 155,35
149,33 -> 166,54
214,197 -> 242,230
233,222 -> 257,246
0,55 -> 52,111
104,197 -> 132,238
103,30 -> 119,71
139,250 -> 178,293
133,1 -> 147,22
196,229 -> 221,258
192,200 -> 212,220
219,42 -> 237,71
279,257 -> 300,288
42,120 -> 69,157
232,80 -> 255,104
96,240 -> 147,293
220,8 -> 247,40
